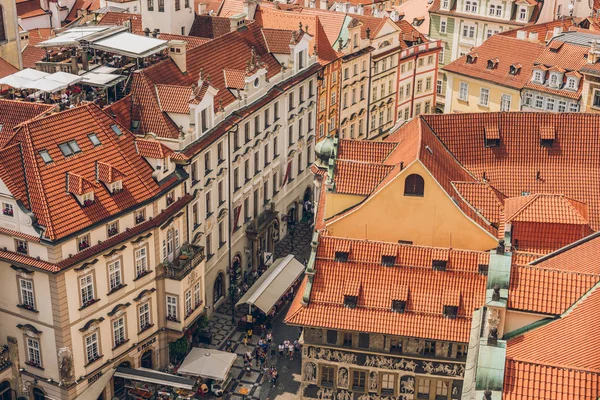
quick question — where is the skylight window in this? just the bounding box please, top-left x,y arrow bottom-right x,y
39,150 -> 53,164
88,133 -> 101,146
58,140 -> 81,157
111,124 -> 123,136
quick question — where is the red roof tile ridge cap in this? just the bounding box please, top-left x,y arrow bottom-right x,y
0,226 -> 41,242
0,250 -> 59,272
506,355 -> 600,375
504,194 -> 539,221
337,158 -> 392,167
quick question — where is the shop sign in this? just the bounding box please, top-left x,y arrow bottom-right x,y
137,337 -> 156,352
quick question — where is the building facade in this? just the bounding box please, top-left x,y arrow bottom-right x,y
0,0 -> 22,69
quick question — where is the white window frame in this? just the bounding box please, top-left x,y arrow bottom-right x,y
569,102 -> 579,112
108,260 -> 122,292
135,247 -> 148,277
166,295 -> 178,320
524,92 -> 533,106
567,77 -> 577,90
139,302 -> 151,330
27,337 -> 42,367
194,282 -> 201,307
519,7 -> 527,21
558,100 -> 567,112
500,94 -> 512,111
440,18 -> 447,34
533,70 -> 542,83
113,317 -> 126,347
459,82 -> 469,101
85,332 -> 100,364
80,274 -> 95,306
545,97 -> 555,111
479,88 -> 490,107
185,290 -> 193,317
535,95 -> 544,109
20,278 -> 35,309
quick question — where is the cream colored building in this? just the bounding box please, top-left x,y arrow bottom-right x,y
0,0 -> 22,69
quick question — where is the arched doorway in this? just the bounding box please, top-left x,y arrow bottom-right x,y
231,255 -> 241,284
213,273 -> 224,304
0,381 -> 11,400
113,361 -> 130,397
140,350 -> 153,369
287,202 -> 297,234
32,388 -> 45,400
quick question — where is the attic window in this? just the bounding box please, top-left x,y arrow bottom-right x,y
487,58 -> 498,69
335,251 -> 349,262
443,305 -> 458,319
509,64 -> 521,75
344,295 -> 357,308
39,150 -> 53,164
540,138 -> 554,147
111,124 -> 123,136
88,133 -> 101,146
478,264 -> 489,275
484,126 -> 500,148
59,140 -> 82,157
111,180 -> 123,193
540,125 -> 555,147
382,255 -> 396,266
391,300 -> 406,313
432,259 -> 447,271
466,53 -> 477,64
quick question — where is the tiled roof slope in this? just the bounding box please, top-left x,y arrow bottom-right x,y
265,6 -> 346,45
98,12 -> 143,31
158,33 -> 211,50
189,14 -> 231,38
254,7 -> 341,63
421,113 -> 600,232
505,194 -> 588,225
0,100 -> 54,145
504,283 -> 600,399
0,104 -> 175,240
0,58 -> 18,80
261,28 -> 294,54
104,94 -> 132,129
17,0 -> 50,18
500,18 -> 580,43
334,160 -> 393,195
286,235 -> 489,342
443,35 -> 545,89
452,182 -> 505,225
21,28 -> 53,68
337,139 -> 396,163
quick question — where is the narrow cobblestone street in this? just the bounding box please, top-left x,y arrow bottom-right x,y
200,223 -> 313,400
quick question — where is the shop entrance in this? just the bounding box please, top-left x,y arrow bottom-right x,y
141,350 -> 153,369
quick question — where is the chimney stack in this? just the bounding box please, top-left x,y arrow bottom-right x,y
197,2 -> 206,14
516,30 -> 526,40
168,40 -> 187,73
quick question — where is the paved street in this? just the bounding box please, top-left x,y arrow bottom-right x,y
201,224 -> 313,400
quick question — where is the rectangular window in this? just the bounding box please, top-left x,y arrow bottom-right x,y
148,0 -> 154,10
535,95 -> 544,109
113,317 -> 126,347
27,337 -> 42,367
358,333 -> 369,348
321,365 -> 335,387
139,302 -> 151,331
500,94 -> 512,111
274,102 -> 279,120
85,332 -> 99,364
201,108 -> 208,133
108,260 -> 122,292
234,167 -> 240,190
288,92 -> 294,110
206,232 -> 212,256
194,282 -> 201,307
218,180 -> 224,205
19,278 -> 35,309
185,290 -> 193,317
273,136 -> 278,158
253,189 -> 259,217
288,126 -> 294,146
175,0 -> 180,10
546,97 -> 555,111
263,181 -> 269,204
299,86 -> 305,103
244,122 -> 250,143
80,274 -> 94,306
219,221 -> 225,246
331,91 -> 337,105
254,116 -> 260,136
425,77 -> 432,91
417,378 -> 430,398
459,82 -> 468,101
524,92 -> 533,106
569,103 -> 579,112
107,221 -> 119,237
352,370 -> 367,391
244,159 -> 250,182
254,152 -> 260,175
479,88 -> 490,107
264,109 -> 270,128
166,295 -> 178,320
206,191 -> 212,216
273,172 -> 278,194
440,19 -> 447,33
381,373 -> 396,395
135,247 -> 148,277
15,239 -> 27,255
436,381 -> 449,397
298,118 -> 304,138
204,152 -> 211,174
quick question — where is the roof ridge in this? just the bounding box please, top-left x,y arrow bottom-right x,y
506,357 -> 600,376
517,263 -> 600,279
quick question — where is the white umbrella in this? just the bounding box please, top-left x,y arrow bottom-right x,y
13,68 -> 49,81
47,71 -> 82,86
0,75 -> 31,89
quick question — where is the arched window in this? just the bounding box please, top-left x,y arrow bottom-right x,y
213,273 -> 224,304
404,174 -> 424,196
0,381 -> 11,400
32,388 -> 45,400
0,6 -> 6,43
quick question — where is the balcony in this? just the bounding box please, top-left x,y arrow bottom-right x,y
162,244 -> 205,281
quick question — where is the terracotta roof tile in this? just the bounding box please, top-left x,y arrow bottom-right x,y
135,138 -> 174,159
0,250 -> 60,272
505,194 -> 589,225
223,69 -> 246,89
98,12 -> 143,32
0,104 -> 175,240
158,33 -> 211,50
17,0 -> 50,18
452,182 -> 505,225
443,36 -> 545,90
0,100 -> 54,145
500,18 -> 579,42
155,84 -> 195,114
0,58 -> 18,80
337,139 -> 396,163
189,14 -> 231,39
286,235 -> 489,342
104,94 -> 132,129
261,28 -> 293,54
334,160 -> 393,195
21,28 -> 53,68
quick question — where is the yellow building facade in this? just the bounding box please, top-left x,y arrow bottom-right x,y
444,73 -> 521,113
323,161 -> 498,251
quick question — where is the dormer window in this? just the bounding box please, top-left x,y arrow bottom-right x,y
509,64 -> 521,75
549,74 -> 559,87
487,58 -> 498,69
533,70 -> 543,83
135,209 -> 146,225
519,7 -> 527,21
77,234 -> 90,251
442,0 -> 449,9
107,221 -> 119,237
335,251 -> 349,262
344,295 -> 357,308
566,77 -> 577,90
443,305 -> 458,318
432,259 -> 447,271
82,192 -> 95,207
466,53 -> 477,64
381,255 -> 396,266
111,180 -> 123,193
391,300 -> 406,313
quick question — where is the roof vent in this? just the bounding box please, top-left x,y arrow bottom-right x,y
335,251 -> 349,262
484,126 -> 500,148
540,125 -> 555,147
478,264 -> 489,275
381,255 -> 396,266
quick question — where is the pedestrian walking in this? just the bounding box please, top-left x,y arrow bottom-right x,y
247,328 -> 253,340
287,342 -> 294,360
243,335 -> 248,348
294,339 -> 301,356
271,368 -> 278,387
266,331 -> 273,343
278,342 -> 284,358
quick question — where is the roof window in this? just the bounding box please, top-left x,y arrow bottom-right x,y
111,124 -> 123,136
487,58 -> 498,69
478,264 -> 489,275
391,300 -> 406,313
381,255 -> 396,266
39,150 -> 53,164
344,295 -> 358,308
466,53 -> 477,64
88,133 -> 101,146
59,140 -> 82,157
432,259 -> 447,271
335,251 -> 349,262
509,64 -> 521,75
443,305 -> 458,319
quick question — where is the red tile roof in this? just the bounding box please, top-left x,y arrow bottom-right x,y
0,104 -> 177,240
189,14 -> 231,38
337,139 -> 397,163
21,28 -> 53,68
334,160 -> 393,195
104,94 -> 132,129
286,235 -> 489,342
261,28 -> 293,54
505,194 -> 589,225
135,138 -> 174,159
0,100 -> 54,145
66,0 -> 100,22
500,18 -> 580,42
158,33 -> 211,50
155,84 -> 194,114
17,0 -> 50,19
98,12 -> 143,32
504,283 -> 600,399
452,182 -> 505,225
223,69 -> 246,89
0,58 -> 18,80
443,35 -> 545,90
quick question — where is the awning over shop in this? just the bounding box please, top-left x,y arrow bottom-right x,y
114,367 -> 195,390
235,254 -> 305,314
81,71 -> 125,87
89,32 -> 168,58
0,70 -> 81,92
76,368 -> 115,400
177,348 -> 236,381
